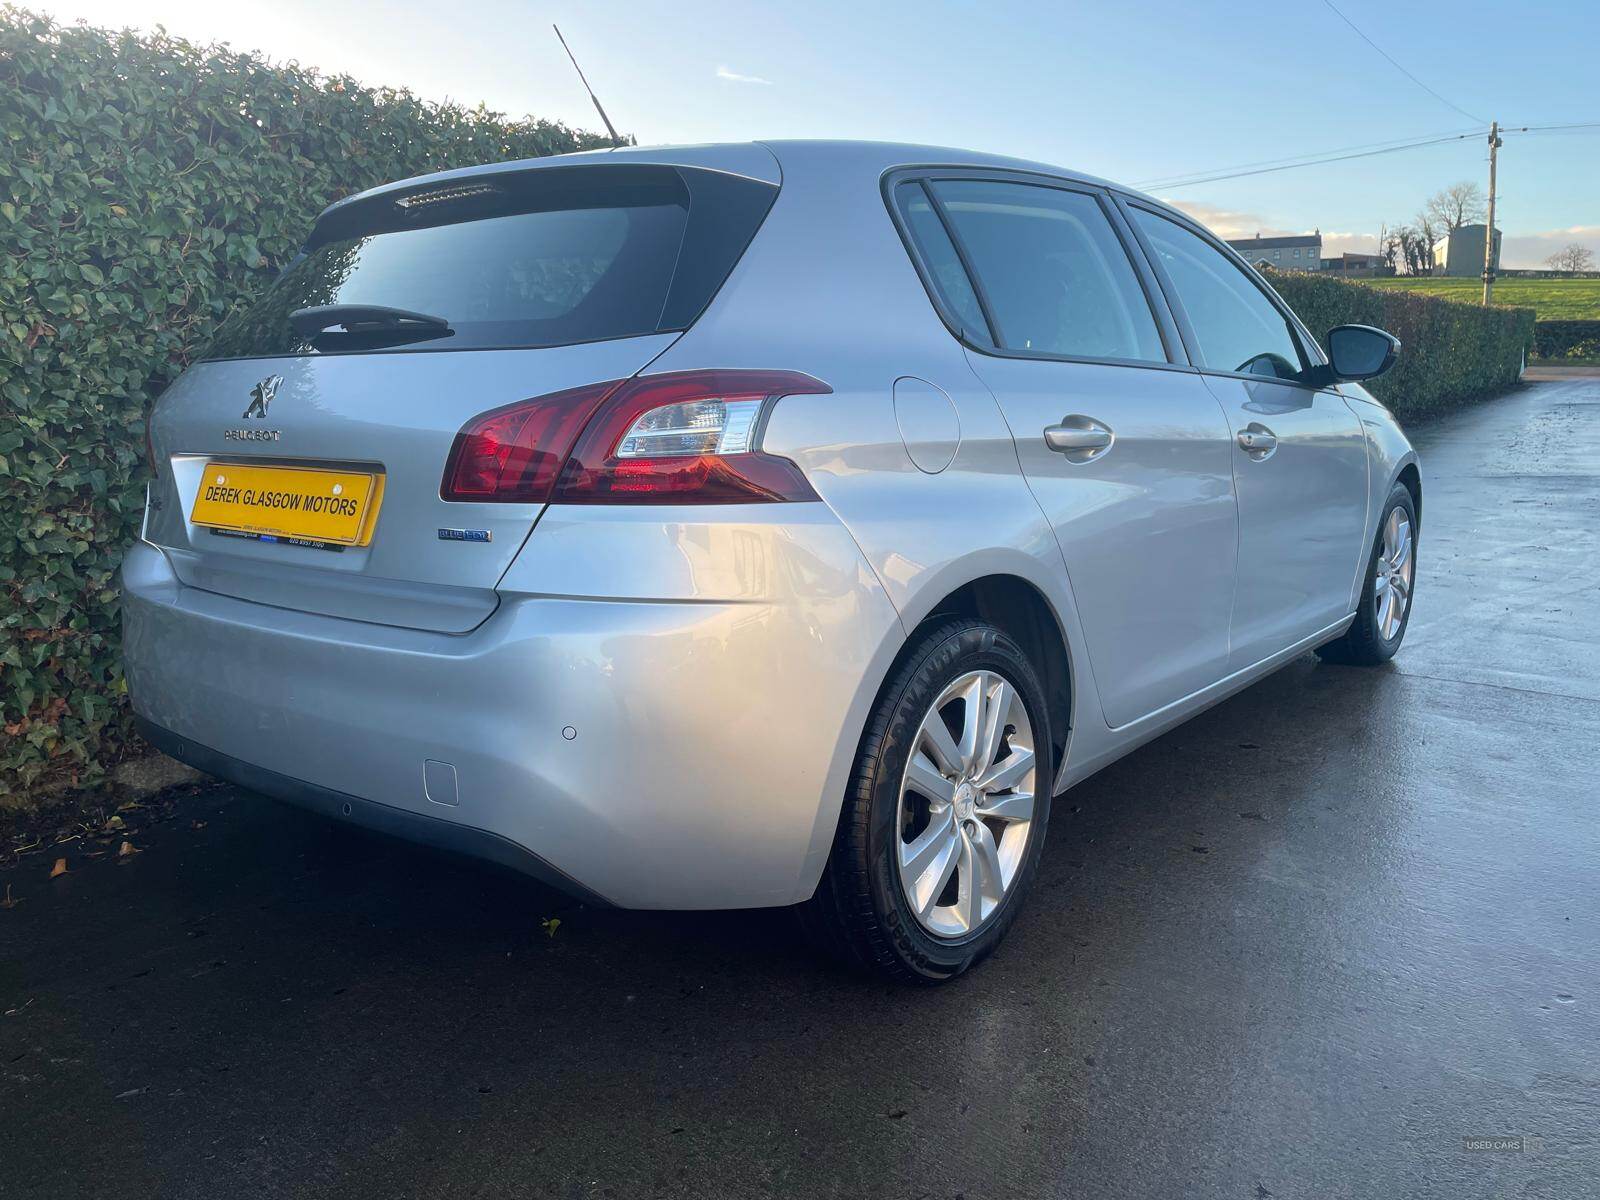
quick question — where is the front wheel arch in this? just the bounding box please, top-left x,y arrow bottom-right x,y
1397,461 -> 1422,530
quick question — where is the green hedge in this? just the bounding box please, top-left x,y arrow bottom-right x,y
1532,320 -> 1600,361
1267,271 -> 1535,420
0,7 -> 611,800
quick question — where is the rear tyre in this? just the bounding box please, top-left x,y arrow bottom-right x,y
1317,481 -> 1417,666
799,619 -> 1053,984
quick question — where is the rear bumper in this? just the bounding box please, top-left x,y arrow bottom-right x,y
121,508 -> 902,909
135,715 -> 610,905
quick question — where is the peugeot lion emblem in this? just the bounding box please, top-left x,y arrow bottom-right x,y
243,375 -> 282,419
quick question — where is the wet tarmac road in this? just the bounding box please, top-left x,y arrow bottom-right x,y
3,379 -> 1598,1199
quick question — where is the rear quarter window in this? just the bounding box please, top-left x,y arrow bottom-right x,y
896,181 -> 991,342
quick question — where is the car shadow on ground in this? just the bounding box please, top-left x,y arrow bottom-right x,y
36,650 -> 1392,1013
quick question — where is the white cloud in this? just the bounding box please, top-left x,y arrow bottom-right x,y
1167,202 -> 1382,257
1164,201 -> 1288,241
715,65 -> 772,85
1320,231 -> 1381,257
1500,224 -> 1600,269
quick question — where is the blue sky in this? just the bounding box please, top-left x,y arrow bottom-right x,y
37,0 -> 1600,266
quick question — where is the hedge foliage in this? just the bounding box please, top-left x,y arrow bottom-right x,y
1532,319 -> 1600,361
0,7 -> 611,799
1268,271 -> 1535,420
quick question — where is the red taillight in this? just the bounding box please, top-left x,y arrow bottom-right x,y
553,370 -> 831,504
440,381 -> 621,502
441,370 -> 830,505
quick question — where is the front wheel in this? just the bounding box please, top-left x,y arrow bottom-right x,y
800,619 -> 1053,984
1317,481 -> 1417,665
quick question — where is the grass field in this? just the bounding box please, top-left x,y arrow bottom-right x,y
1361,276 -> 1600,320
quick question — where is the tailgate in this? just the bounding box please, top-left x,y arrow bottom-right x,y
144,337 -> 676,632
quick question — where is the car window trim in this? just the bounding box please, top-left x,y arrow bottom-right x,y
908,179 -> 1002,346
882,167 -> 1191,373
1114,195 -> 1332,389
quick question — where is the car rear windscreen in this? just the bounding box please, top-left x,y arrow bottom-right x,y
203,164 -> 778,360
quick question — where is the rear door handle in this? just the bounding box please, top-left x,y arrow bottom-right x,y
1237,426 -> 1278,457
1044,417 -> 1114,461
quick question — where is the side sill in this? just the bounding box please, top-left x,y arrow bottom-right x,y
1055,613 -> 1357,793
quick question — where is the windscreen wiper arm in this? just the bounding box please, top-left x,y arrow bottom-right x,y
290,304 -> 453,337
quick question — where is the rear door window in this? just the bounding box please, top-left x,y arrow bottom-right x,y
923,179 -> 1167,363
1129,208 -> 1309,380
205,165 -> 776,359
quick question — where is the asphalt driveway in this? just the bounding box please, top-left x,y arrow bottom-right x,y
3,377 -> 1598,1199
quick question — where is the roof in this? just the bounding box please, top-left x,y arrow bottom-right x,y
757,139 -> 1124,192
312,139 -> 1179,229
1226,234 -> 1322,250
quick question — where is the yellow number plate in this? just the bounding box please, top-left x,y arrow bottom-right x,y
190,462 -> 384,546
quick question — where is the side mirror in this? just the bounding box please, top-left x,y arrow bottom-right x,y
1326,324 -> 1400,382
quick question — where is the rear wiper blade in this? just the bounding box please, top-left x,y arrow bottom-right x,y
290,304 -> 452,337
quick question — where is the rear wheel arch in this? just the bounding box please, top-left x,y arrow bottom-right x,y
796,567 -> 1077,907
914,574 -> 1074,788
799,613 -> 1056,981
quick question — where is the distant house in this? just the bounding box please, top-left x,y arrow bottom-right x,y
1225,231 -> 1323,271
1435,224 -> 1502,277
1320,251 -> 1391,277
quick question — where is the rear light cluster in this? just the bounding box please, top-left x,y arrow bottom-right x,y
441,370 -> 830,505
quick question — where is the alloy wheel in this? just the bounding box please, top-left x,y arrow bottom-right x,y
895,670 -> 1037,938
1373,507 -> 1414,640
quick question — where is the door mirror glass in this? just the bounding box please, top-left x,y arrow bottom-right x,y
1327,324 -> 1400,381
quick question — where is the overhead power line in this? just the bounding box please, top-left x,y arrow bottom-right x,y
1318,0 -> 1487,124
1132,119 -> 1600,193
1505,121 -> 1600,135
1135,130 -> 1484,191
1134,127 -> 1482,190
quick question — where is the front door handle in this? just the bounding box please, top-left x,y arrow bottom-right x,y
1044,417 -> 1114,462
1237,425 -> 1278,458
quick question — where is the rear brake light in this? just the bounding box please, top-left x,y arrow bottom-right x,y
553,370 -> 831,504
440,381 -> 620,502
442,370 -> 830,505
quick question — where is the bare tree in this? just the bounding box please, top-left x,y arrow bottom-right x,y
1544,243 -> 1596,273
1395,225 -> 1426,275
1377,223 -> 1400,273
1424,181 -> 1487,234
1413,213 -> 1441,275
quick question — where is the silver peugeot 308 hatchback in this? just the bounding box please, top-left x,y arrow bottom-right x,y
125,141 -> 1418,982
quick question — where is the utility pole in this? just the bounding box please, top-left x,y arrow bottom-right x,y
1483,120 -> 1501,305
